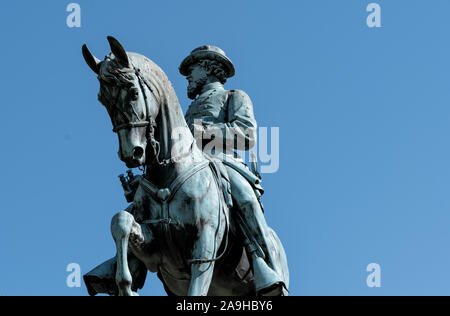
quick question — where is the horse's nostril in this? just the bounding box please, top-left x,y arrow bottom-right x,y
132,147 -> 144,160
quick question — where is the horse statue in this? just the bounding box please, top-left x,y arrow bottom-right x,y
81,36 -> 289,296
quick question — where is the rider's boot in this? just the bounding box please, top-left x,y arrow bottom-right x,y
244,239 -> 285,296
236,208 -> 286,296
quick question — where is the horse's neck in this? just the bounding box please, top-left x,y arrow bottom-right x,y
147,100 -> 204,187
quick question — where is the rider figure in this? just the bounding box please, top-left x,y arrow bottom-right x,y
179,45 -> 285,296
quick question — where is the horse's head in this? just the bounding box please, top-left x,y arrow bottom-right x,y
82,37 -> 159,168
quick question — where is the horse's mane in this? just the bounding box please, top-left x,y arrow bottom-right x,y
127,52 -> 180,111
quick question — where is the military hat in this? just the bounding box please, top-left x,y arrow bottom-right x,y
179,45 -> 235,78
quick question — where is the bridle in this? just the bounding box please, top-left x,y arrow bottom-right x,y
109,66 -> 153,134
107,64 -> 192,167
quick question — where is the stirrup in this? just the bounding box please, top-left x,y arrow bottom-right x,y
253,255 -> 285,296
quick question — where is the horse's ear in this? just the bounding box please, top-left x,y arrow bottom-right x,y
107,36 -> 130,68
82,44 -> 101,74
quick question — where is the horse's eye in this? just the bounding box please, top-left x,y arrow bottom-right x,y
130,88 -> 139,101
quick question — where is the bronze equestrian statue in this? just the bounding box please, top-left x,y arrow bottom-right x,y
82,36 -> 289,296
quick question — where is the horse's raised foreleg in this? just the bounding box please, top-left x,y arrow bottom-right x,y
111,211 -> 139,296
188,227 -> 220,296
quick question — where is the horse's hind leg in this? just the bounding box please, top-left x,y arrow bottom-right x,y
111,211 -> 138,296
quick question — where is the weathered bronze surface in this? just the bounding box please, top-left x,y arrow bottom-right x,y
82,37 -> 289,296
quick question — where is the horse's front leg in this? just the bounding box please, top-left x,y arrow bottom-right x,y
188,226 -> 220,296
111,211 -> 141,296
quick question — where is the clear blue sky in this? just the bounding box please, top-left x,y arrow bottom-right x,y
1,0 -> 450,296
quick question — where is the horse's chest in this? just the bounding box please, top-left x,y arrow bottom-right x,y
132,165 -> 217,268
136,185 -> 204,282
133,163 -> 212,228
133,185 -> 185,236
134,185 -> 165,222
133,178 -> 200,252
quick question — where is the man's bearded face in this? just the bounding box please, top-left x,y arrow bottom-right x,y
187,64 -> 208,99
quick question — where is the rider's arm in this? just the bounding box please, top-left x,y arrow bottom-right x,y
203,90 -> 257,151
